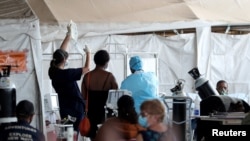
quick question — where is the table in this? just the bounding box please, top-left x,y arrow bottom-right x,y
195,113 -> 247,141
197,115 -> 245,125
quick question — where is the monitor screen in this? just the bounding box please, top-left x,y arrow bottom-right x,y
106,89 -> 132,109
51,95 -> 59,110
44,93 -> 59,111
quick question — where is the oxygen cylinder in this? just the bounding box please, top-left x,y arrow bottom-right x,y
171,79 -> 186,141
194,77 -> 216,100
0,66 -> 16,119
188,68 -> 216,100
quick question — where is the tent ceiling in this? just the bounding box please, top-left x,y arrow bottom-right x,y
0,0 -> 33,19
2,0 -> 250,34
27,0 -> 197,24
25,0 -> 250,25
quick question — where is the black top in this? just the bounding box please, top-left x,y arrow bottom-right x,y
85,73 -> 111,139
0,120 -> 45,141
86,90 -> 109,139
49,67 -> 85,131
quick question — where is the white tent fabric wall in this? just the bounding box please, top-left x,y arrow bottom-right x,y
42,26 -> 250,100
196,28 -> 250,99
42,32 -> 196,94
0,19 -> 45,133
210,33 -> 250,95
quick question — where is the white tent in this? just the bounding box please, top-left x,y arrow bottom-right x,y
25,0 -> 250,38
1,0 -> 250,138
0,0 -> 44,133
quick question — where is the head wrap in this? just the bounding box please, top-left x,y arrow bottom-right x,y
129,56 -> 143,71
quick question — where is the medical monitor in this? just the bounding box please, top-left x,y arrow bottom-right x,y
106,89 -> 132,109
44,93 -> 59,112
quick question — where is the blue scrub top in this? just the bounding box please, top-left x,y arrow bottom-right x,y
120,71 -> 159,114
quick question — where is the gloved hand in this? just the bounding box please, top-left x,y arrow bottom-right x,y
84,45 -> 91,53
66,24 -> 72,36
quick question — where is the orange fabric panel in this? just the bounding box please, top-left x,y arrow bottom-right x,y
0,50 -> 28,73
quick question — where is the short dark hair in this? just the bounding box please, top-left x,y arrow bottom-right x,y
216,80 -> 227,87
94,50 -> 110,66
16,100 -> 34,118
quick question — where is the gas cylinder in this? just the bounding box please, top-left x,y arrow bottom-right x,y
0,66 -> 16,119
188,67 -> 216,100
171,79 -> 187,141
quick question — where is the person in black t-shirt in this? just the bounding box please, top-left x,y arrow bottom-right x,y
0,100 -> 45,141
48,24 -> 90,133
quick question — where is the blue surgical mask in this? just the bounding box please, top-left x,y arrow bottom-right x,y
139,115 -> 148,128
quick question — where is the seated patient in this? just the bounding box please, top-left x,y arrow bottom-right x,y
216,80 -> 228,95
95,95 -> 145,141
136,99 -> 178,141
0,100 -> 45,141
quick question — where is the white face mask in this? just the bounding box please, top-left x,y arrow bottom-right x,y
218,88 -> 228,95
64,60 -> 69,68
